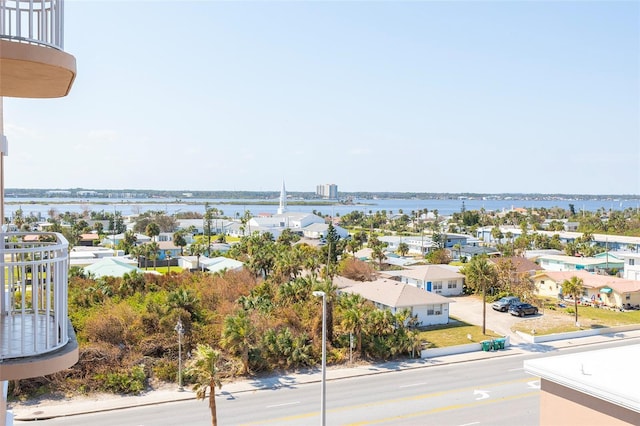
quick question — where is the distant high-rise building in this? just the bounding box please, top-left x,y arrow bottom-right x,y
316,184 -> 338,199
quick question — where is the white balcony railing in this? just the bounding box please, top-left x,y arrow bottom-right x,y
0,0 -> 65,49
0,232 -> 69,360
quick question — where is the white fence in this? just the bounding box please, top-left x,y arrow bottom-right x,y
0,0 -> 65,49
0,232 -> 69,359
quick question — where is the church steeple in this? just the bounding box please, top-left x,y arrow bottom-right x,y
277,180 -> 287,215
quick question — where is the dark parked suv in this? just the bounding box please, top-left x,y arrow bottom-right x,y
509,303 -> 539,317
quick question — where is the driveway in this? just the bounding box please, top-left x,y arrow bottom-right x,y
448,295 -> 540,343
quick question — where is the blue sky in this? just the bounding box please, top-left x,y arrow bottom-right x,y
3,1 -> 639,194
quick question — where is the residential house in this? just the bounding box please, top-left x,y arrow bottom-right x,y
301,222 -> 349,240
83,257 -> 150,279
202,257 -> 244,274
69,246 -> 125,267
382,265 -> 465,296
101,232 -> 150,248
532,270 -> 640,308
156,240 -> 182,260
490,256 -> 543,288
536,254 -> 624,274
379,235 -> 436,256
476,226 -> 640,252
335,276 -> 452,326
602,279 -> 640,309
458,245 -> 501,260
78,233 -> 100,246
615,252 -> 640,281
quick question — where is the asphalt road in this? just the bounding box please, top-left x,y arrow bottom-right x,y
18,340 -> 638,426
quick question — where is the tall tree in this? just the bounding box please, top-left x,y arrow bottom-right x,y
204,203 -> 214,256
173,231 -> 187,255
461,255 -> 497,334
221,310 -> 255,374
562,276 -> 585,325
397,242 -> 409,257
186,344 -> 222,426
145,222 -> 161,242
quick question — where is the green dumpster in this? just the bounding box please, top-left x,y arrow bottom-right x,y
481,340 -> 493,351
493,338 -> 506,350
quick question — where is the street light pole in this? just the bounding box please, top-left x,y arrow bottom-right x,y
312,290 -> 326,426
175,319 -> 184,391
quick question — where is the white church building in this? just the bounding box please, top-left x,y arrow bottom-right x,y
229,181 -> 349,240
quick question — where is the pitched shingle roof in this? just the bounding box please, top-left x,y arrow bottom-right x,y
338,277 -> 451,308
383,265 -> 464,281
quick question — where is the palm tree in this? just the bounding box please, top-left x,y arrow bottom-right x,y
562,276 -> 585,325
339,294 -> 368,355
148,241 -> 160,270
461,255 -> 497,334
145,222 -> 161,242
173,231 -> 187,255
186,344 -> 222,426
220,310 -> 255,374
397,242 -> 409,257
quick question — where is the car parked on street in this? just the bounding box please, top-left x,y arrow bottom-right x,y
509,303 -> 539,317
492,296 -> 520,312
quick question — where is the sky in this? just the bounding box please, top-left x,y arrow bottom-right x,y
2,0 -> 639,194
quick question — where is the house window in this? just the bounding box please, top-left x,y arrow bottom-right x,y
434,304 -> 442,315
626,294 -> 631,301
427,306 -> 434,315
448,280 -> 457,289
630,259 -> 635,266
433,282 -> 443,290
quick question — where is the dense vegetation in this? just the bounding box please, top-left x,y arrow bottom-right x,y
10,203 -> 640,399
10,252 -> 420,399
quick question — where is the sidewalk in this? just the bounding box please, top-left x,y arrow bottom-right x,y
10,328 -> 640,421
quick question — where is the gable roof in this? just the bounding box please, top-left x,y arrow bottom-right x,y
83,257 -> 143,278
384,264 -> 464,281
537,254 -> 623,267
534,270 -> 640,291
338,277 -> 451,308
491,256 -> 543,273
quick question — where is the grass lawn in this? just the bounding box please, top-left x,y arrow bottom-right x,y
417,317 -> 502,348
511,305 -> 640,335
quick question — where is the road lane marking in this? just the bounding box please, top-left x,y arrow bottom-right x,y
398,382 -> 427,388
527,380 -> 540,389
473,390 -> 490,400
240,377 -> 539,425
508,367 -> 523,372
266,401 -> 300,408
346,391 -> 540,425
459,422 -> 480,426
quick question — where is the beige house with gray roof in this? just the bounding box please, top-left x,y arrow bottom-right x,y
336,276 -> 452,326
383,265 -> 465,296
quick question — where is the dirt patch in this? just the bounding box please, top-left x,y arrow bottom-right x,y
512,308 -> 602,334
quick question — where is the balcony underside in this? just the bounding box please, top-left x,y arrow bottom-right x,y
0,319 -> 78,381
0,39 -> 76,98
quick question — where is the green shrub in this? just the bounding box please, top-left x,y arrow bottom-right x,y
152,359 -> 177,382
566,307 -> 575,315
97,365 -> 146,394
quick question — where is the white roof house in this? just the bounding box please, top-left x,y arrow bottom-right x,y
337,276 -> 452,326
383,265 -> 465,296
202,256 -> 244,274
83,257 -> 147,278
